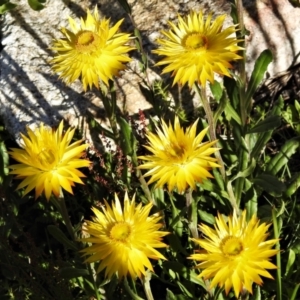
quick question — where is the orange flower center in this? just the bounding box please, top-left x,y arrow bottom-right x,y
221,236 -> 243,256
76,31 -> 100,53
37,148 -> 56,167
166,141 -> 186,159
110,222 -> 131,241
183,33 -> 208,50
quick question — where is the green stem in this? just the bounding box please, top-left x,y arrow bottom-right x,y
53,195 -> 75,240
235,0 -> 248,125
194,83 -> 226,180
236,0 -> 246,82
136,169 -> 156,206
123,278 -> 144,300
132,153 -> 155,206
87,263 -> 101,300
234,150 -> 247,207
142,271 -> 154,300
272,208 -> 282,300
99,82 -> 120,141
186,189 -> 198,239
174,84 -> 183,112
194,83 -> 216,141
240,289 -> 249,300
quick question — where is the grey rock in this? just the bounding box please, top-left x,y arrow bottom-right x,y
0,0 -> 299,144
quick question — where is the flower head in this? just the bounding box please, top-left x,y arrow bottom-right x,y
9,121 -> 90,200
50,7 -> 134,91
153,11 -> 243,87
188,210 -> 278,298
138,117 -> 220,193
80,193 -> 169,279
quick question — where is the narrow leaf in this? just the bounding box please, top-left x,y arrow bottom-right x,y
0,1 -> 16,13
290,284 -> 300,300
166,289 -> 176,300
225,102 -> 242,125
285,172 -> 300,197
247,115 -> 281,133
28,0 -> 46,10
266,137 -> 300,175
285,249 -> 295,277
60,267 -> 89,279
224,76 -> 239,109
210,81 -> 223,102
47,225 -> 77,251
246,49 -> 273,102
116,0 -> 131,14
119,117 -> 136,156
253,173 -> 286,194
0,141 -> 9,183
251,97 -> 284,159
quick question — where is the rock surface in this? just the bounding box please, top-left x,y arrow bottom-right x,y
0,0 -> 299,143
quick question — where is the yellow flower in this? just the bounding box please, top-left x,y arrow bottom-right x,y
188,210 -> 278,298
50,7 -> 134,91
138,117 -> 220,193
153,11 -> 243,87
9,121 -> 90,200
79,193 -> 169,279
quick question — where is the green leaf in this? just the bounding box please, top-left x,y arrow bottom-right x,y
245,186 -> 257,218
251,97 -> 284,159
0,141 -> 9,183
213,92 -> 228,124
266,137 -> 300,175
176,281 -> 193,298
282,105 -> 297,128
252,286 -> 261,300
116,0 -> 131,14
285,249 -> 295,277
60,267 -> 89,279
118,117 -> 136,156
294,100 -> 300,114
166,290 -> 186,300
166,289 -> 176,300
253,173 -> 286,194
28,0 -> 46,10
89,118 -> 115,139
134,29 -> 142,52
0,1 -> 16,14
246,49 -> 273,102
210,81 -> 223,102
163,261 -> 206,288
198,210 -> 215,225
201,179 -> 230,201
247,115 -> 281,133
224,102 -> 242,125
232,157 -> 256,180
47,225 -> 78,251
285,172 -> 300,197
169,201 -> 185,238
224,76 -> 239,109
290,284 -> 300,300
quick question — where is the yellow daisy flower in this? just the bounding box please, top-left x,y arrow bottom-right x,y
138,117 -> 220,193
9,121 -> 90,200
50,7 -> 134,91
153,11 -> 243,87
188,210 -> 278,298
79,193 -> 169,279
